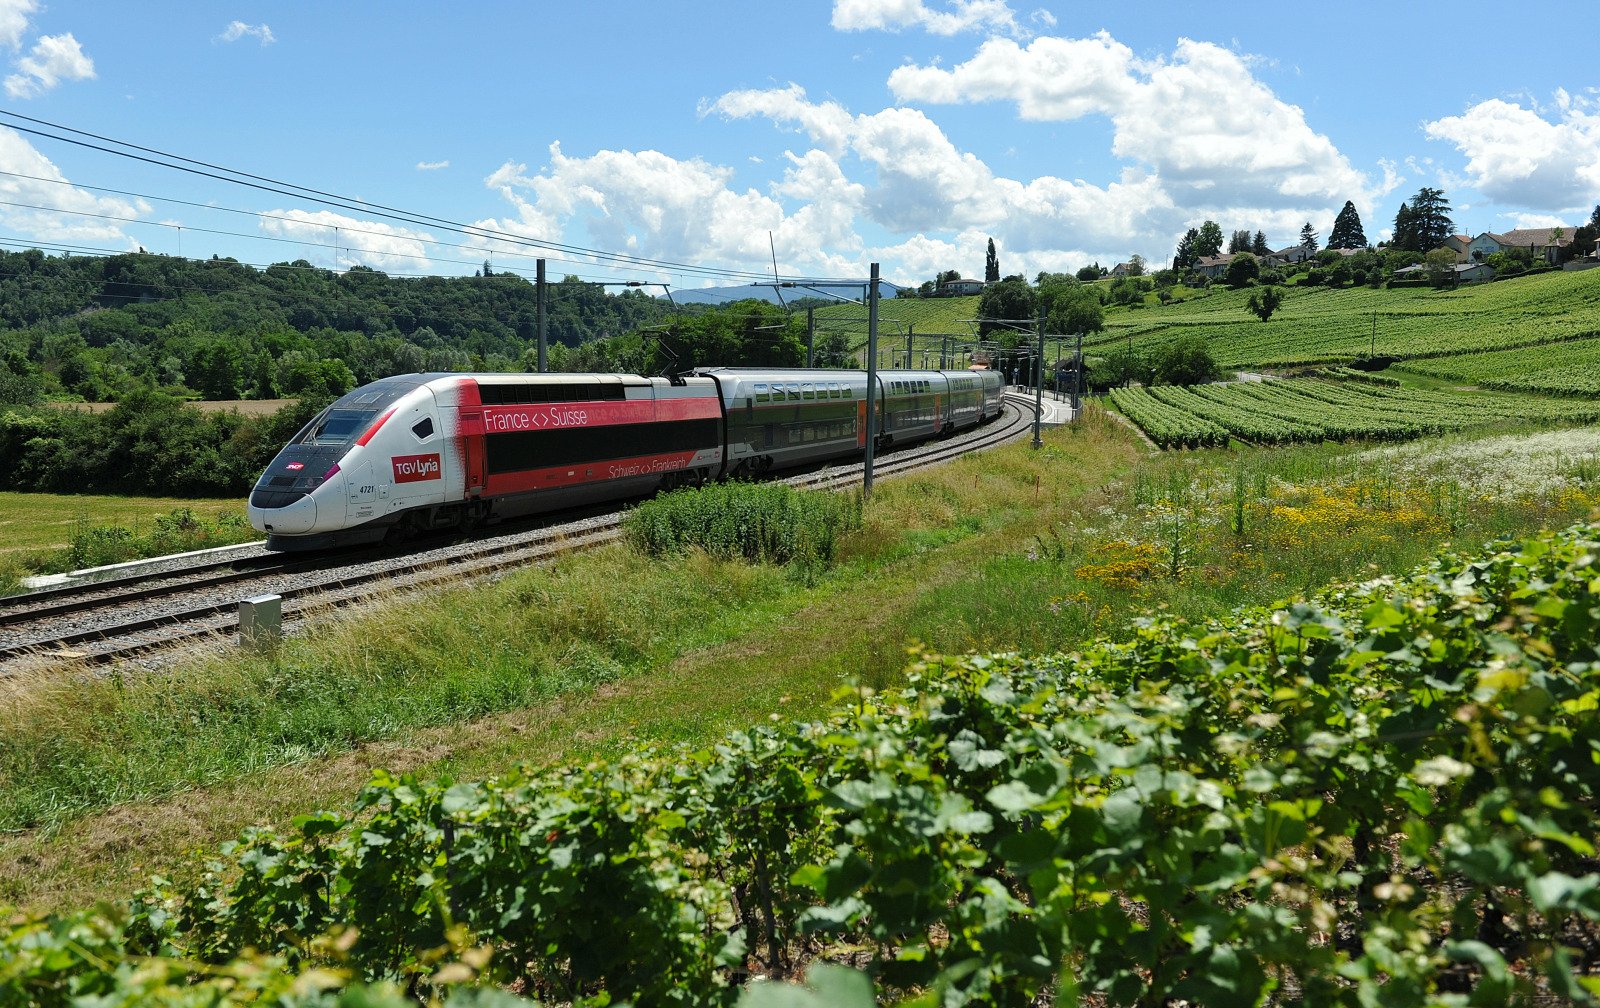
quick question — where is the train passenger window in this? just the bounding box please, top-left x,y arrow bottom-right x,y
411,417 -> 435,440
788,383 -> 800,400
754,383 -> 768,403
802,383 -> 814,400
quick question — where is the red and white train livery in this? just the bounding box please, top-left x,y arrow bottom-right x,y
247,367 -> 1004,551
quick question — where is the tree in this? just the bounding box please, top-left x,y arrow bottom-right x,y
1393,188 -> 1453,253
1126,253 -> 1146,277
1246,285 -> 1283,322
1044,284 -> 1104,336
1075,263 -> 1105,282
1299,223 -> 1319,252
1173,228 -> 1200,269
1252,231 -> 1270,256
1225,253 -> 1260,288
1424,248 -> 1458,287
1151,335 -> 1218,386
1327,200 -> 1368,249
1195,221 -> 1225,259
976,278 -> 1037,338
1228,229 -> 1252,254
984,238 -> 1000,283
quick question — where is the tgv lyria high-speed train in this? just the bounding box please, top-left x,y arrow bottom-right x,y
246,367 -> 1005,551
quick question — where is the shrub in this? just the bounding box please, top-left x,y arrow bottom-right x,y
625,482 -> 861,569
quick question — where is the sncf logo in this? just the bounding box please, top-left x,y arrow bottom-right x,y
392,452 -> 442,483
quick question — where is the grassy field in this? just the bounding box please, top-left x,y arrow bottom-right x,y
4,407 -> 1598,913
0,491 -> 253,558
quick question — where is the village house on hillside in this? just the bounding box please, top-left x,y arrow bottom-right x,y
1266,245 -> 1315,266
939,277 -> 985,296
1395,261 -> 1496,284
1444,227 -> 1577,264
1189,254 -> 1232,280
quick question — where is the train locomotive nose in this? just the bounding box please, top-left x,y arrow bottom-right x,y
249,490 -> 318,534
249,448 -> 348,536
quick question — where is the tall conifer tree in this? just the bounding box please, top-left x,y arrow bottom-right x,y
1327,201 -> 1368,249
984,238 -> 1000,283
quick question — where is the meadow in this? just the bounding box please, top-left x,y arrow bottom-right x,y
0,492 -> 260,594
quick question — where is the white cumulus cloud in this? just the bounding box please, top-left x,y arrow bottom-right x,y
832,0 -> 1021,37
217,21 -> 275,45
0,0 -> 37,49
1425,93 -> 1600,213
258,209 -> 435,272
4,32 -> 93,98
416,160 -> 450,171
477,142 -> 862,279
890,35 -> 1377,215
0,127 -> 145,246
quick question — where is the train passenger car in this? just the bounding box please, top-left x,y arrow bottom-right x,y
977,368 -> 1005,419
248,372 -> 722,550
877,370 -> 947,445
694,367 -> 869,476
940,370 -> 987,431
695,367 -> 1002,477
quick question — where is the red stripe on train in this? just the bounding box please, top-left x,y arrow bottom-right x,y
482,450 -> 703,496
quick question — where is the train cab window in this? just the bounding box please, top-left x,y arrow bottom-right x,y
754,383 -> 768,403
411,417 -> 435,440
296,407 -> 378,447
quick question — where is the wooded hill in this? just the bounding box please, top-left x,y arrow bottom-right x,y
0,249 -> 673,403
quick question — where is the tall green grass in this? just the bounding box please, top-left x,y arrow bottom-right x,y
625,482 -> 861,572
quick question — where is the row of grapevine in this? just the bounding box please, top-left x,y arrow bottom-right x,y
1112,377 -> 1600,448
1324,365 -> 1402,386
1398,335 -> 1600,398
1146,383 -> 1320,443
1105,386 -> 1229,448
8,521 -> 1600,1005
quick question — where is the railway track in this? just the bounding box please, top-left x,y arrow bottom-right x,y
0,398 -> 1042,673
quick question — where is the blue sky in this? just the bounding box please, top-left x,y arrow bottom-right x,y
1,0 -> 1597,291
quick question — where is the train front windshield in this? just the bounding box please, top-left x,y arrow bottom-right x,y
287,376 -> 434,451
296,408 -> 379,447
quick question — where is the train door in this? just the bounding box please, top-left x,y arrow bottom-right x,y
458,409 -> 486,495
345,461 -> 383,522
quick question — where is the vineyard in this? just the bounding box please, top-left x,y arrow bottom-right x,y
811,270 -> 1600,376
1396,335 -> 1600,397
1090,270 -> 1600,368
1108,377 -> 1600,448
6,520 -> 1600,1005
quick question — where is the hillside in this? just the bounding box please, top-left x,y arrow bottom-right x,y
812,271 -> 1600,375
1091,268 -> 1600,368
